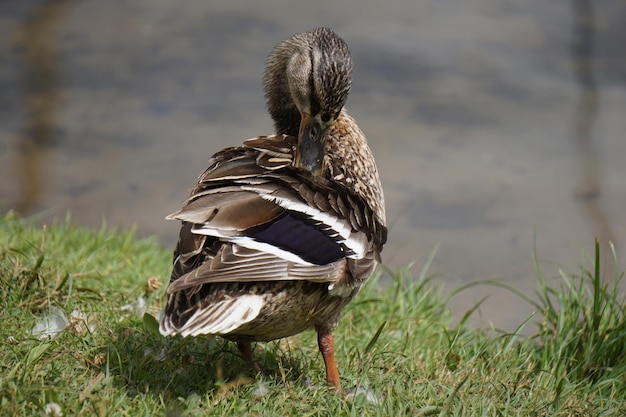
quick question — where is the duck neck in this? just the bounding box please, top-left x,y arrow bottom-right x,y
263,37 -> 312,137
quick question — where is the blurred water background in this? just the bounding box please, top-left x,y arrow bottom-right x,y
1,0 -> 625,331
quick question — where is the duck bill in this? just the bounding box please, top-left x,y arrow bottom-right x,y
295,114 -> 327,176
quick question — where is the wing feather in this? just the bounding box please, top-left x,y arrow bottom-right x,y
167,243 -> 346,293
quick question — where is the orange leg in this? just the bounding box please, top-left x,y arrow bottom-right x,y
237,342 -> 261,373
317,329 -> 342,390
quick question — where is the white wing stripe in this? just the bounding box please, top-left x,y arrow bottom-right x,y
252,192 -> 368,258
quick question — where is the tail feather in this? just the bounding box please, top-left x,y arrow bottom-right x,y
160,294 -> 263,337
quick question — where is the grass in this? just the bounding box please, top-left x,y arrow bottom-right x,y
0,212 -> 625,416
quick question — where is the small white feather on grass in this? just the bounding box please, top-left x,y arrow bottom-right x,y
31,307 -> 68,339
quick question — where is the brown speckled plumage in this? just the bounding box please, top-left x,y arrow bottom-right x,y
160,28 -> 386,390
323,111 -> 385,222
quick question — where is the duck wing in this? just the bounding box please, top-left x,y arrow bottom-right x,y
160,135 -> 386,336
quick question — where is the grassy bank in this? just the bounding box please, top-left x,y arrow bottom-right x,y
1,213 -> 624,416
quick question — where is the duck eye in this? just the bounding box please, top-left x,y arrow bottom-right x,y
321,113 -> 331,123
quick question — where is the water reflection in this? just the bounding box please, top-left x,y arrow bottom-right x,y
570,0 -> 617,258
13,0 -> 69,214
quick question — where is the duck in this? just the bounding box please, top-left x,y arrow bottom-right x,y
159,27 -> 387,390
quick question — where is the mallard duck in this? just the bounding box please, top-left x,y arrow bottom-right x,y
159,27 -> 387,390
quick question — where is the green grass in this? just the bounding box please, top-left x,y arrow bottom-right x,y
1,212 -> 625,416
